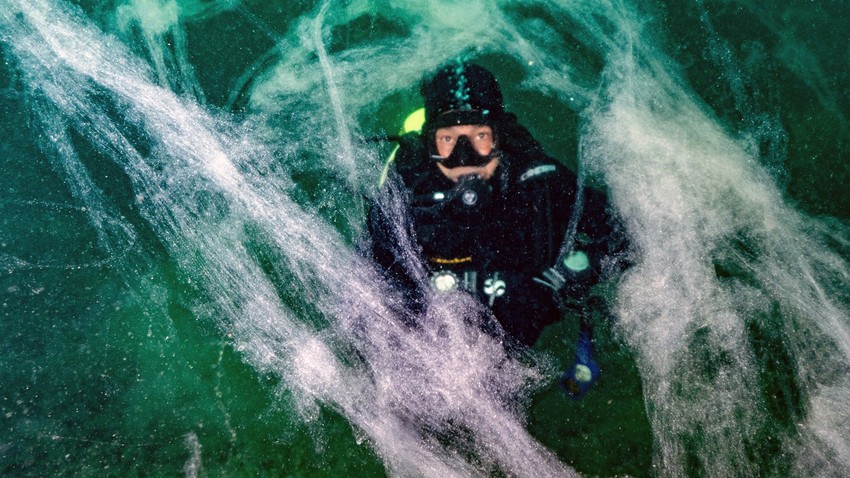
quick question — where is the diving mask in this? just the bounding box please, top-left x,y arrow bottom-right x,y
433,134 -> 498,168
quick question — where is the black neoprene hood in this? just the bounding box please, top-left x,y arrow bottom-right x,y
421,62 -> 505,131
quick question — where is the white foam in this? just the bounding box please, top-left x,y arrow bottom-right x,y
1,1 -> 573,475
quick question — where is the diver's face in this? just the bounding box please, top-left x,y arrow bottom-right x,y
433,124 -> 499,182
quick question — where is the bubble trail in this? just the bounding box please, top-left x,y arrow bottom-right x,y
0,0 -> 575,476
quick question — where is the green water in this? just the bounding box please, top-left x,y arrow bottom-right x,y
2,1 -> 849,476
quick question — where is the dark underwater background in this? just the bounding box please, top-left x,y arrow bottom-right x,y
2,1 -> 849,476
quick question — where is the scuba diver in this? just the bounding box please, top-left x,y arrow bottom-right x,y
366,61 -> 627,398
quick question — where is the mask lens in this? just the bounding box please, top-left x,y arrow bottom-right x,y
437,135 -> 494,168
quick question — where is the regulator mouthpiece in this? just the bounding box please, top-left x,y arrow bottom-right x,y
449,174 -> 492,214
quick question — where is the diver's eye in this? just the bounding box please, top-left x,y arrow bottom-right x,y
441,135 -> 455,143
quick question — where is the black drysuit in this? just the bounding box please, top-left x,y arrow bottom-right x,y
367,116 -> 620,347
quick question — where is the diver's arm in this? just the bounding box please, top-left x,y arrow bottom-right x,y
364,176 -> 430,316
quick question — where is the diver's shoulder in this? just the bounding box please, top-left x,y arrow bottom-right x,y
510,154 -> 575,186
390,133 -> 433,184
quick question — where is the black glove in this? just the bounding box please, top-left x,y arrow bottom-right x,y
533,250 -> 595,307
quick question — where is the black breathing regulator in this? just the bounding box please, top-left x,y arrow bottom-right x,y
448,174 -> 492,214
